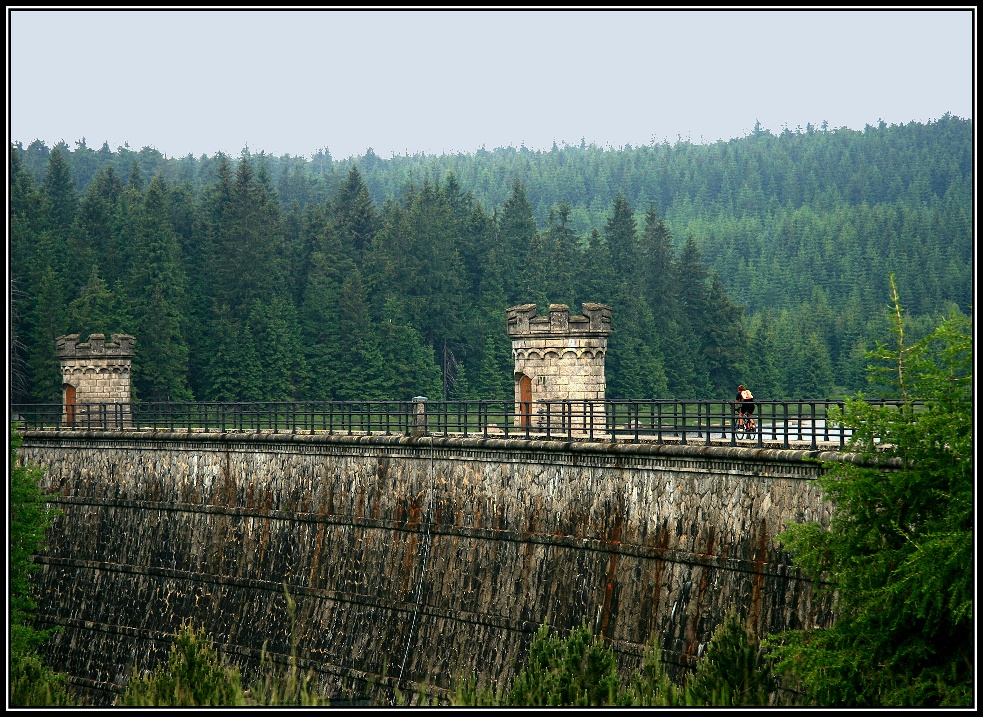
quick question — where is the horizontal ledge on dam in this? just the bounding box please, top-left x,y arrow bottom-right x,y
36,515 -> 819,582
21,428 -> 898,468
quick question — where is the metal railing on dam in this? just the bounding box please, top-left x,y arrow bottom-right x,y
12,398 -> 915,451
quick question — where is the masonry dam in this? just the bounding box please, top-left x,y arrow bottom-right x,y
16,306 -> 873,704
15,426 -> 872,705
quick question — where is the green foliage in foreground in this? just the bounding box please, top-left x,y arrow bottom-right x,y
116,584 -> 329,707
9,425 -> 60,655
117,620 -> 246,706
9,650 -> 73,707
764,279 -> 973,706
9,425 -> 72,707
453,611 -> 778,707
508,620 -> 623,705
683,613 -> 777,706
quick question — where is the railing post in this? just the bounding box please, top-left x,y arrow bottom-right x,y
784,401 -> 792,444
810,402 -> 818,450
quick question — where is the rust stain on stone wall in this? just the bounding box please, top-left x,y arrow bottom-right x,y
749,517 -> 770,632
599,513 -> 623,638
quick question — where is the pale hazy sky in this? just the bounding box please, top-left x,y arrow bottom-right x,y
7,8 -> 976,161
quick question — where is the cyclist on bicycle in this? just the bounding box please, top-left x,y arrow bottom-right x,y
735,384 -> 755,430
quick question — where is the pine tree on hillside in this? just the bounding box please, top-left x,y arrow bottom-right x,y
73,166 -> 126,287
498,179 -> 538,305
334,165 -> 378,255
26,267 -> 67,403
603,193 -> 639,286
66,266 -> 130,339
40,145 -> 78,238
244,296 -> 310,401
125,175 -> 192,402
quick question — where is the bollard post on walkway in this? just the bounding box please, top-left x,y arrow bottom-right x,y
412,396 -> 428,436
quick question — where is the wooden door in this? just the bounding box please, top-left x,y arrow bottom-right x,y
64,384 -> 76,426
518,374 -> 532,427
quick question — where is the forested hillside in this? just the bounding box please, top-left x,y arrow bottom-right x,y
10,115 -> 972,404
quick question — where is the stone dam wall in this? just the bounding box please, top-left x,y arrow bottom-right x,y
17,430 -> 854,705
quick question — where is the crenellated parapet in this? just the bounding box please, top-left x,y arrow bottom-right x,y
507,303 -> 612,431
507,303 -> 612,338
56,333 -> 136,358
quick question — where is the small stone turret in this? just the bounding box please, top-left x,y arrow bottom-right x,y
57,333 -> 135,427
507,303 -> 612,430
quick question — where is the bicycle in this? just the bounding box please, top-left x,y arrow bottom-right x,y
734,406 -> 757,441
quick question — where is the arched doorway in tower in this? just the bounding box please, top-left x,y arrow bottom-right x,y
516,373 -> 532,427
63,384 -> 76,426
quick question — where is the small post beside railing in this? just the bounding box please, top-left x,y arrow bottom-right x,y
412,396 -> 428,437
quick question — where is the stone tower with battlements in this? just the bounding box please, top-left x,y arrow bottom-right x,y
56,333 -> 135,427
506,303 -> 612,430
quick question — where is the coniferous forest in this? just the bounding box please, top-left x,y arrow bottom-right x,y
9,115 -> 972,405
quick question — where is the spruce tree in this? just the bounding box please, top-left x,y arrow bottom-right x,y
125,175 -> 192,402
244,296 -> 310,401
26,267 -> 67,403
334,165 -> 378,255
702,273 -> 748,396
379,295 -> 442,400
40,145 -> 78,239
72,166 -> 126,287
497,180 -> 538,305
299,203 -> 358,401
66,266 -> 130,338
335,268 -> 388,400
506,621 -> 622,706
603,192 -> 638,285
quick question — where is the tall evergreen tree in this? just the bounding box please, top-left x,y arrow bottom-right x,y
334,165 -> 378,256
299,215 -> 355,401
66,266 -> 130,338
639,205 -> 678,328
745,311 -> 785,399
498,180 -> 538,305
400,178 -> 468,353
379,295 -> 443,400
72,166 -> 126,287
539,200 -> 580,307
243,296 -> 310,401
210,153 -> 288,321
702,273 -> 748,396
602,192 -> 638,285
579,228 -> 615,305
469,248 -> 514,402
125,175 -> 192,402
674,236 -> 714,397
26,267 -> 67,403
40,145 -> 78,239
333,267 -> 388,400
187,154 -> 234,398
10,150 -> 46,402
